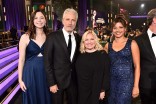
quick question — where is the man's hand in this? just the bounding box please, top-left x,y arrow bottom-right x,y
50,85 -> 59,93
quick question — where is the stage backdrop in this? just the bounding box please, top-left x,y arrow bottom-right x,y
4,0 -> 26,32
78,0 -> 87,35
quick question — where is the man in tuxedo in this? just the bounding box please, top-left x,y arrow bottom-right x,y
135,8 -> 156,104
44,8 -> 81,104
98,31 -> 104,40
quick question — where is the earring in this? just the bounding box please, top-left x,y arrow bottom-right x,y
45,23 -> 46,27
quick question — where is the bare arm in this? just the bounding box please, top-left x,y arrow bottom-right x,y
131,40 -> 140,98
18,34 -> 29,92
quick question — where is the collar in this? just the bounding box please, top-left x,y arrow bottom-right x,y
148,28 -> 155,38
62,28 -> 74,38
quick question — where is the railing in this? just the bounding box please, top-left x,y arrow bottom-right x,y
0,45 -> 19,104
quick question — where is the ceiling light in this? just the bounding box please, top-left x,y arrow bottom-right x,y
141,4 -> 145,8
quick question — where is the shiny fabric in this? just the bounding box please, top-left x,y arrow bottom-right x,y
108,39 -> 134,104
22,40 -> 52,104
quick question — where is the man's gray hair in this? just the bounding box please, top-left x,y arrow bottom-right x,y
62,8 -> 78,21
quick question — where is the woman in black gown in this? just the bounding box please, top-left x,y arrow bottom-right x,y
75,30 -> 110,104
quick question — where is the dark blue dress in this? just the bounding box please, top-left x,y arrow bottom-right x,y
108,39 -> 134,104
22,40 -> 52,104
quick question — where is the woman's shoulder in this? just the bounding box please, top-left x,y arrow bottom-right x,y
20,34 -> 29,41
131,39 -> 138,48
127,38 -> 136,45
19,34 -> 30,44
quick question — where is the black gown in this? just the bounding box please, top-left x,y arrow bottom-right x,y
75,50 -> 110,104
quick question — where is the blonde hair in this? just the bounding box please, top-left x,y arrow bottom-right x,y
80,30 -> 103,53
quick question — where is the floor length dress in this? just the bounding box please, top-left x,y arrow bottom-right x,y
108,39 -> 134,104
76,50 -> 110,104
22,40 -> 52,104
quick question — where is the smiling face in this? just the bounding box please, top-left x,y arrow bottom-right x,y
112,22 -> 126,38
62,12 -> 77,34
84,33 -> 96,51
33,12 -> 46,29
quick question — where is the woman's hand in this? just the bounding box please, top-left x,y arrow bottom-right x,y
132,87 -> 139,98
99,92 -> 105,100
19,81 -> 27,92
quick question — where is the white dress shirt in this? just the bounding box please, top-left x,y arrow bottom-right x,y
147,29 -> 156,57
62,28 -> 76,61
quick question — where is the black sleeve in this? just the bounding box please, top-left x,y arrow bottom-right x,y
101,51 -> 110,91
77,33 -> 82,41
44,33 -> 56,87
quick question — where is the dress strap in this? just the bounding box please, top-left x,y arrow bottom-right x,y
126,39 -> 132,50
108,42 -> 113,53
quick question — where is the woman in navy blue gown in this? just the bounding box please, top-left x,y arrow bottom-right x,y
104,17 -> 140,104
18,9 -> 52,104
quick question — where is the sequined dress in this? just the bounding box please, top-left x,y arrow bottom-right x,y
108,39 -> 134,104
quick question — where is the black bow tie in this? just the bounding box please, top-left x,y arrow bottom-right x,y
152,33 -> 156,37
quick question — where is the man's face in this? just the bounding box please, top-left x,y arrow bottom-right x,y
62,12 -> 77,34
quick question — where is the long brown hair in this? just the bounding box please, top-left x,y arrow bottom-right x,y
27,9 -> 49,39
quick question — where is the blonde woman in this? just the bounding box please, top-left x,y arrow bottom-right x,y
75,30 -> 110,104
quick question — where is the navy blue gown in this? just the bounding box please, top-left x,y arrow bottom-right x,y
108,39 -> 134,104
22,40 -> 52,104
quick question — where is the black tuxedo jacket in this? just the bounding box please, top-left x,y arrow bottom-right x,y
135,33 -> 156,89
44,30 -> 81,89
